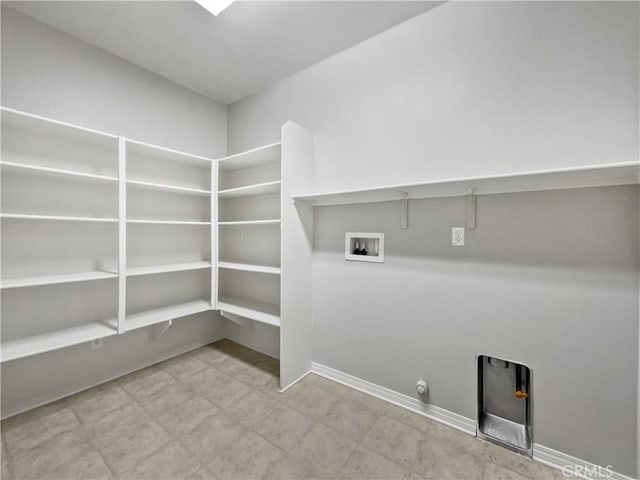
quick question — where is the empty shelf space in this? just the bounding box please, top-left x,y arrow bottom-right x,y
218,261 -> 281,275
126,138 -> 214,165
218,181 -> 281,199
1,271 -> 118,289
218,219 -> 281,226
1,320 -> 118,363
0,161 -> 118,182
218,142 -> 281,172
1,213 -> 118,223
217,295 -> 280,327
127,219 -> 211,225
126,261 -> 211,277
126,179 -> 211,196
125,300 -> 211,331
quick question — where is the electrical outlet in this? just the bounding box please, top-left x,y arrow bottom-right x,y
452,227 -> 465,246
91,338 -> 103,349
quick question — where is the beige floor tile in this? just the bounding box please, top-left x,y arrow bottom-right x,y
1,440 -> 12,480
160,355 -> 209,382
485,443 -> 556,480
117,441 -> 201,480
484,461 -> 531,480
208,432 -> 284,479
185,467 -> 218,480
298,374 -> 352,397
265,455 -> 315,480
10,427 -> 105,480
283,384 -> 340,419
137,381 -> 196,415
90,415 -> 173,475
341,389 -> 389,412
362,416 -> 423,468
83,401 -> 151,433
187,368 -> 251,409
339,446 -> 408,480
155,395 -> 220,437
254,405 -> 314,452
191,345 -> 239,367
223,390 -> 279,429
119,368 -> 177,402
69,382 -> 133,425
2,403 -> 80,454
381,404 -> 432,433
179,412 -> 245,465
289,423 -> 357,479
321,396 -> 378,441
413,423 -> 485,480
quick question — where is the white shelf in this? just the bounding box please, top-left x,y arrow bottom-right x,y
218,181 -> 281,199
127,219 -> 211,225
218,142 -> 281,172
126,138 -> 214,165
126,261 -> 211,277
0,161 -> 118,183
1,106 -> 118,141
1,213 -> 118,223
125,300 -> 211,331
217,295 -> 280,327
293,162 -> 640,206
1,271 -> 118,289
218,219 -> 281,226
1,320 -> 118,363
218,261 -> 281,275
127,179 -> 210,196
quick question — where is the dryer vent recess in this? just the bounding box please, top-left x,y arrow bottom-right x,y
345,232 -> 384,263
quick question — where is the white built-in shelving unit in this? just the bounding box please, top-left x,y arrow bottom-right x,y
0,107 -> 216,362
217,125 -> 314,389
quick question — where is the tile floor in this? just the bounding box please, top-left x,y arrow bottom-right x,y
1,340 -> 563,480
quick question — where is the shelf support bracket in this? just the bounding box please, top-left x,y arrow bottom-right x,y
466,188 -> 476,229
220,311 -> 251,328
147,319 -> 172,344
400,192 -> 409,230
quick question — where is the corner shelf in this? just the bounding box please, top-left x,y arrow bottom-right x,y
126,138 -> 213,165
1,320 -> 118,363
125,299 -> 211,332
126,262 -> 211,277
218,181 -> 281,199
218,261 -> 281,275
217,295 -> 280,327
127,179 -> 211,196
1,271 -> 118,289
218,142 -> 281,172
1,213 -> 118,223
218,219 -> 281,226
127,219 -> 211,225
292,162 -> 640,206
0,161 -> 118,183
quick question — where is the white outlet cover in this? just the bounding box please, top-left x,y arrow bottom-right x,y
452,227 -> 465,246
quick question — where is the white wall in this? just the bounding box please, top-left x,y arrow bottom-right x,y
228,1 -> 638,191
1,6 -> 227,417
227,1 -> 640,476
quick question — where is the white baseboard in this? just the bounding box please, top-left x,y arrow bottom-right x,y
311,362 -> 637,480
279,369 -> 311,393
533,444 -> 636,480
311,362 -> 475,434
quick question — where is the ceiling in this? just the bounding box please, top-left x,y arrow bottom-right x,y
7,1 -> 441,104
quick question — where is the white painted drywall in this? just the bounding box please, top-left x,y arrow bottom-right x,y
226,2 -> 640,476
228,1 -> 638,192
1,6 -> 227,417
